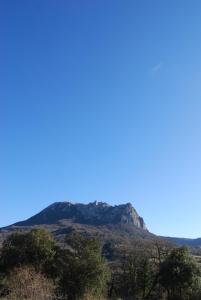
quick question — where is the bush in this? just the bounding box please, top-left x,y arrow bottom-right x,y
0,229 -> 56,274
3,266 -> 55,300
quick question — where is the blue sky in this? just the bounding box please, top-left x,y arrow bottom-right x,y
1,1 -> 201,238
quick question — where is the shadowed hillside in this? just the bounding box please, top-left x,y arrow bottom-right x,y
0,201 -> 157,246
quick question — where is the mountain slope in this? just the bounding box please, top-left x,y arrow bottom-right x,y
1,201 -> 200,250
166,236 -> 201,248
14,201 -> 147,229
0,201 -> 156,245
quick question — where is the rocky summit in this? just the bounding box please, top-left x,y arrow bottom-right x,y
0,201 -> 199,249
0,201 -> 155,246
13,201 -> 147,230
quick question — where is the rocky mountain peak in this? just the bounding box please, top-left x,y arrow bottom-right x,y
12,201 -> 147,230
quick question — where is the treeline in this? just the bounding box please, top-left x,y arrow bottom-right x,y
0,229 -> 201,300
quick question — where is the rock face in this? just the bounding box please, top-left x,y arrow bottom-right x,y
14,201 -> 147,230
0,201 -> 159,248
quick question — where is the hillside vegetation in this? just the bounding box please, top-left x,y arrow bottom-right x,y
0,229 -> 201,300
0,202 -> 153,247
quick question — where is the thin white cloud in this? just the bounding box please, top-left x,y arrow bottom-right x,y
150,62 -> 163,77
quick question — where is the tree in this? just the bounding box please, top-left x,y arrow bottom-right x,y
0,229 -> 56,274
119,243 -> 154,299
59,233 -> 110,300
159,247 -> 201,300
115,239 -> 173,300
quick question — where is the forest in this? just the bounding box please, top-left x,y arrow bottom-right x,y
0,229 -> 201,300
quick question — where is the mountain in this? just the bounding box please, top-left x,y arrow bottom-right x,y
165,237 -> 201,248
14,201 -> 147,229
1,201 -> 199,250
0,201 -> 156,245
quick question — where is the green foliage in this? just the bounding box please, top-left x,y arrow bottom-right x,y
102,241 -> 116,260
59,233 -> 110,300
159,247 -> 201,299
0,229 -> 56,274
117,242 -> 159,299
1,230 -> 201,300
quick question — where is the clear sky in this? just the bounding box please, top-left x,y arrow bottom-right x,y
1,1 -> 201,238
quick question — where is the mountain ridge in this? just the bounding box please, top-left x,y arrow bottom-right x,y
165,236 -> 201,247
1,201 -> 200,249
0,201 -> 155,246
12,201 -> 147,230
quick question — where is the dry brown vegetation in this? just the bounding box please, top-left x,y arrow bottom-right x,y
3,266 -> 55,300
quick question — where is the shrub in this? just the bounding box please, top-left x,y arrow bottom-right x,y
0,229 -> 56,274
4,266 -> 55,300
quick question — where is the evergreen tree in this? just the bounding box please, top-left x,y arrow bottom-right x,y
59,233 -> 110,300
159,247 -> 201,300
